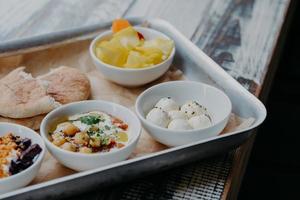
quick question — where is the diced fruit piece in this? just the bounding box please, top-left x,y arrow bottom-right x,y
112,118 -> 128,130
20,138 -> 31,150
112,117 -> 123,124
112,19 -> 131,33
135,46 -> 164,64
95,39 -> 129,67
118,123 -> 128,130
20,144 -> 42,161
124,51 -> 152,68
143,38 -> 174,59
113,27 -> 143,50
9,160 -> 33,175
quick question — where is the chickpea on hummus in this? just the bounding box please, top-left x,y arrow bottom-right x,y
49,111 -> 129,154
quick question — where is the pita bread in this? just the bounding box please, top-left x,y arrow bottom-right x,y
0,115 -> 44,130
0,67 -> 60,118
0,66 -> 90,119
38,66 -> 91,104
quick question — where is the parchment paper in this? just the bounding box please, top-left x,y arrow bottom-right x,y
0,40 -> 255,185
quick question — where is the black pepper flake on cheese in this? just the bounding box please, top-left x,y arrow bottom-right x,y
205,114 -> 212,122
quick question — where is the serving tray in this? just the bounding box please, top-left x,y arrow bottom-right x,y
0,18 -> 266,200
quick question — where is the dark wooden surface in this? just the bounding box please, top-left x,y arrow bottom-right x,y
0,0 -> 291,199
239,3 -> 300,198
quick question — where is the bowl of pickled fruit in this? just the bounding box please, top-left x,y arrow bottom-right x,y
0,122 -> 45,194
90,19 -> 175,86
40,100 -> 141,171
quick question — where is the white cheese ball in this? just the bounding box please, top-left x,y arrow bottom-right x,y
180,100 -> 207,119
188,115 -> 211,129
146,107 -> 170,128
168,110 -> 188,120
168,119 -> 192,130
155,97 -> 179,112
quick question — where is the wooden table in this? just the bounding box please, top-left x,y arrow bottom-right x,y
0,0 -> 292,199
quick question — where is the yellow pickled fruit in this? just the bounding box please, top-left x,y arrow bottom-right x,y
135,46 -> 164,64
116,132 -> 128,142
143,38 -> 174,59
113,27 -> 143,50
124,51 -> 151,68
148,52 -> 163,64
95,39 -> 128,67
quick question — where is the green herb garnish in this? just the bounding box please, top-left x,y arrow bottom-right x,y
87,129 -> 94,136
101,136 -> 111,145
80,115 -> 101,125
104,125 -> 111,130
87,127 -> 104,137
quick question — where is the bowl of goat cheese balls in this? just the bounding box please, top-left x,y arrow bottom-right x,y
135,81 -> 232,146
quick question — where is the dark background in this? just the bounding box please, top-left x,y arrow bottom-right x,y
238,2 -> 300,199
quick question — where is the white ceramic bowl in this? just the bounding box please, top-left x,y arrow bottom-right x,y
135,81 -> 232,146
0,123 -> 45,194
40,100 -> 141,171
89,27 -> 175,86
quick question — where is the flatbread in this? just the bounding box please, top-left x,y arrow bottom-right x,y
38,66 -> 91,104
0,115 -> 44,130
0,67 -> 60,118
0,66 -> 90,121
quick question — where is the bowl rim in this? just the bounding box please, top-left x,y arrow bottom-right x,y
0,122 -> 45,182
135,80 -> 232,134
89,26 -> 176,72
40,100 -> 142,158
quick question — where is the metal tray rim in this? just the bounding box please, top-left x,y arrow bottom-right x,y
0,17 -> 266,199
